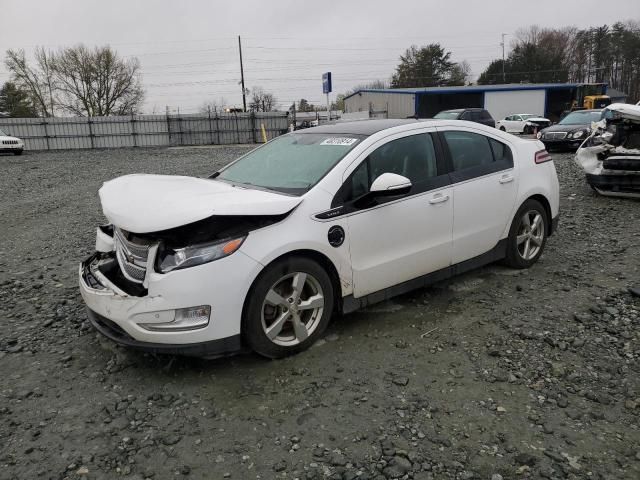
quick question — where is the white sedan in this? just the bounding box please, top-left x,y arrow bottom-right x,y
0,128 -> 24,155
79,119 -> 560,359
497,114 -> 551,134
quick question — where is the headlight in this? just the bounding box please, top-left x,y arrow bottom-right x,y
536,132 -> 543,139
570,129 -> 587,139
156,236 -> 246,273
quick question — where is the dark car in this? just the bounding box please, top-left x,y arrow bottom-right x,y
537,109 -> 602,151
433,108 -> 496,128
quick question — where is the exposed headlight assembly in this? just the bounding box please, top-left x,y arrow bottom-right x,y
536,131 -> 543,139
156,236 -> 246,273
570,129 -> 587,139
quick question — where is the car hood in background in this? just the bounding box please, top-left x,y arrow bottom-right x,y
99,174 -> 302,233
540,123 -> 589,133
526,117 -> 550,123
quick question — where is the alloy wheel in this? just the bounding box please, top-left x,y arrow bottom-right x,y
261,272 -> 325,346
516,210 -> 545,260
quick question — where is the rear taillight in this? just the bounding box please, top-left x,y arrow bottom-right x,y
535,149 -> 552,164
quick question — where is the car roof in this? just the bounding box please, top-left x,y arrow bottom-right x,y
298,118 -> 435,136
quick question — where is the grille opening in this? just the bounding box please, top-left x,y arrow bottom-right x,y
114,228 -> 154,284
99,255 -> 148,297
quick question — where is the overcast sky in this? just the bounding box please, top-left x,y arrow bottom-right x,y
1,0 -> 638,113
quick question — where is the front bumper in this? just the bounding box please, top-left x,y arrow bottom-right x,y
87,308 -> 242,358
79,250 -> 261,357
0,146 -> 23,153
540,138 -> 585,150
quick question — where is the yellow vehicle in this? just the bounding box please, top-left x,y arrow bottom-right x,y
570,84 -> 611,110
583,95 -> 611,109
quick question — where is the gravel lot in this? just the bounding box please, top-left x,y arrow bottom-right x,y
0,146 -> 639,480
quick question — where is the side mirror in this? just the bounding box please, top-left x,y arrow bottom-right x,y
369,173 -> 412,196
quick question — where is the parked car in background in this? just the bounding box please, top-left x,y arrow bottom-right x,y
537,109 -> 602,151
497,114 -> 551,134
433,108 -> 496,128
0,128 -> 24,155
80,118 -> 559,359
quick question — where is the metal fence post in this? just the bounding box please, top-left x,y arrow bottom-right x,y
166,111 -> 171,146
251,112 -> 257,143
43,119 -> 50,150
215,111 -> 221,145
234,112 -> 240,144
131,113 -> 137,147
88,117 -> 95,149
208,107 -> 214,145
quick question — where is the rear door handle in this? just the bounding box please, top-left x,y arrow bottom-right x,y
429,193 -> 450,204
499,174 -> 514,184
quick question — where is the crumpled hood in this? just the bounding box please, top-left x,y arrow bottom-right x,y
99,174 -> 302,233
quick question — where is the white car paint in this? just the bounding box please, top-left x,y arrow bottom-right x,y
0,128 -> 25,154
79,119 -> 560,356
496,114 -> 550,134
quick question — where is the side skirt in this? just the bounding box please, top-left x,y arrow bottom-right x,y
342,239 -> 507,314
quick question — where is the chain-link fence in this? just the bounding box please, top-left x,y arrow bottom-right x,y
0,112 -> 289,150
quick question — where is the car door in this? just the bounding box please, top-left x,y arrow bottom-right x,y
505,115 -> 519,132
513,115 -> 525,132
438,127 -> 518,265
337,130 -> 453,298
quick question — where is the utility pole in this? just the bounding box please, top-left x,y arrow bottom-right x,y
238,35 -> 247,113
501,33 -> 507,84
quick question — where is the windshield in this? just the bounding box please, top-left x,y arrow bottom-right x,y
216,133 -> 362,195
434,111 -> 461,119
520,114 -> 536,120
559,111 -> 602,125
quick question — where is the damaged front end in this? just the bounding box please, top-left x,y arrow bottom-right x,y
575,103 -> 640,198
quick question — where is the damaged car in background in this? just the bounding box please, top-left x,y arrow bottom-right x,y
575,103 -> 640,198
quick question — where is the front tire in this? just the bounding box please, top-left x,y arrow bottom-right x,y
504,199 -> 548,269
499,126 -> 506,132
14,149 -> 23,156
242,256 -> 335,358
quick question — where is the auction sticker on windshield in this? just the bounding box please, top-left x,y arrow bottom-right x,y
320,137 -> 358,146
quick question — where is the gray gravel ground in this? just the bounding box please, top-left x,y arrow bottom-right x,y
0,146 -> 639,480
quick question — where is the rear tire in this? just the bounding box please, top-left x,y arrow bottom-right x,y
503,199 -> 548,269
242,256 -> 335,358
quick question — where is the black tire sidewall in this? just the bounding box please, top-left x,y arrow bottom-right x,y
242,256 -> 334,358
505,199 -> 548,269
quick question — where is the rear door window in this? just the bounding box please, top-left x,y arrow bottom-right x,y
441,130 -> 513,182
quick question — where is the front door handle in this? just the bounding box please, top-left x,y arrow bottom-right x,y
429,193 -> 450,204
499,174 -> 514,184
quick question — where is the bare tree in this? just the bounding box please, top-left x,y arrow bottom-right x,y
248,87 -> 277,112
5,48 -> 56,117
6,45 -> 144,117
51,45 -> 144,116
199,97 -> 228,114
